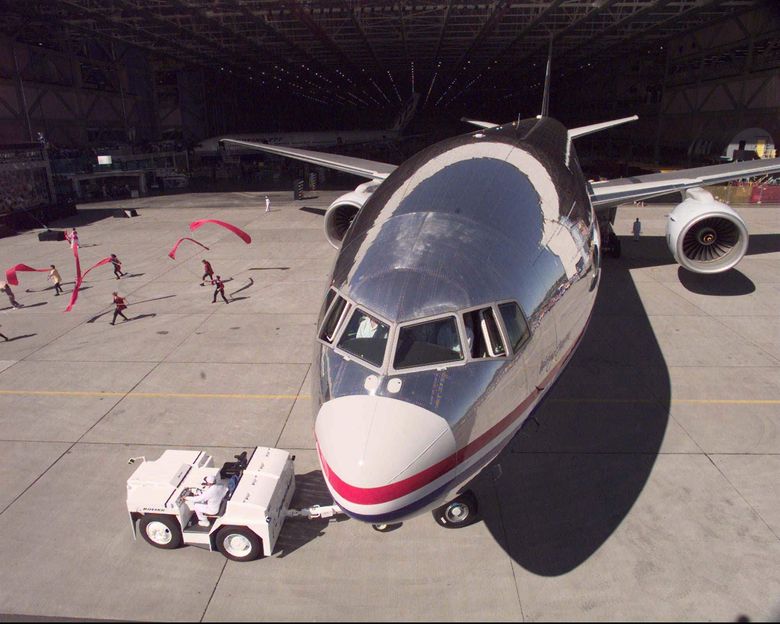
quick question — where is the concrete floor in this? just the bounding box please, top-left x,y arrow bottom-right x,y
0,190 -> 777,622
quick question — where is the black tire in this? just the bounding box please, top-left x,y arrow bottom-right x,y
139,514 -> 182,549
216,526 -> 262,562
432,491 -> 479,529
372,522 -> 403,533
608,233 -> 621,258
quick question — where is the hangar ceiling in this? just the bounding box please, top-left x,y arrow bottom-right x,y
0,0 -> 766,112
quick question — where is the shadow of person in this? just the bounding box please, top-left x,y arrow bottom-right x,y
471,253 -> 670,576
677,267 -> 755,296
273,470 -> 345,557
129,313 -> 157,321
11,301 -> 48,310
228,296 -> 250,302
229,277 -> 254,297
3,333 -> 37,342
121,273 -> 145,279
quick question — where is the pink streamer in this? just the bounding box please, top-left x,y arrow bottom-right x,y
189,219 -> 251,244
65,257 -> 112,312
168,237 -> 210,260
5,264 -> 50,286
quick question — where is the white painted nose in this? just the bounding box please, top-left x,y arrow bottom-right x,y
315,395 -> 456,502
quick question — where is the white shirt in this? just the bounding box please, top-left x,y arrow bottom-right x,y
356,316 -> 378,338
188,483 -> 228,514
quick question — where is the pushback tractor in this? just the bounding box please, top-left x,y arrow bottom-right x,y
126,447 -> 341,562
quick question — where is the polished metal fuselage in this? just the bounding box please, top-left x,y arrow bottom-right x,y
313,117 -> 600,511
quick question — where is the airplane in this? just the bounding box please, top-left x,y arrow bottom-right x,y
194,94 -> 419,156
221,89 -> 780,531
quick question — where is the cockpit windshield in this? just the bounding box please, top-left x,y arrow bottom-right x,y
337,309 -> 390,368
393,317 -> 463,370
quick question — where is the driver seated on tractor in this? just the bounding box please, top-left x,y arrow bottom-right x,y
185,475 -> 228,527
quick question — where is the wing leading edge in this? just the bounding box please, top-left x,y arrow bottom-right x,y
219,138 -> 396,181
590,158 -> 780,207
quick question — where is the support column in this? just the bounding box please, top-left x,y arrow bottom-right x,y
11,43 -> 34,142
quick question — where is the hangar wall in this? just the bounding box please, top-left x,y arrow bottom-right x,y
655,4 -> 780,164
0,35 -> 158,149
558,3 -> 779,168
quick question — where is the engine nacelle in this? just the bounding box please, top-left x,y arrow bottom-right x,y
324,181 -> 378,249
666,188 -> 748,274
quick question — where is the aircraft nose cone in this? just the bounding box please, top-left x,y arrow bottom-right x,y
315,395 -> 456,510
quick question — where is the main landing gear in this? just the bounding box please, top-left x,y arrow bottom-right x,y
432,490 -> 479,528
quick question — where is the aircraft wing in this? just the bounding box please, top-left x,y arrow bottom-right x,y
461,118 -> 499,129
219,138 -> 396,181
590,157 -> 780,207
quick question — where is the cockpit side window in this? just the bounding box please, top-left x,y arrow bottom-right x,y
393,317 -> 463,370
337,309 -> 389,367
463,307 -> 505,358
498,302 -> 530,353
319,294 -> 349,344
323,288 -> 337,313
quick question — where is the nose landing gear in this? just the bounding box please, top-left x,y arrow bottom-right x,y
432,490 -> 479,528
372,522 -> 402,532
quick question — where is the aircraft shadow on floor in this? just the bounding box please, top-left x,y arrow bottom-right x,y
299,206 -> 327,217
678,267 -> 755,296
472,246 -> 671,577
273,470 -> 346,558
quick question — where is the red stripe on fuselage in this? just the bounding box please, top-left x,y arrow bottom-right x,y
317,313 -> 591,507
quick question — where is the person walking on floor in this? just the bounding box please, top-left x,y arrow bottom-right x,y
211,275 -> 229,304
66,228 -> 79,249
265,195 -> 270,213
201,259 -> 214,286
632,217 -> 642,242
48,264 -> 63,296
110,254 -> 126,279
110,292 -> 129,324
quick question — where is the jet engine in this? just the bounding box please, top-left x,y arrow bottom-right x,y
666,188 -> 748,274
324,181 -> 378,248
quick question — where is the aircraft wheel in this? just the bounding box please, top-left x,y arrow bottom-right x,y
432,491 -> 479,529
216,526 -> 262,562
372,522 -> 402,533
139,514 -> 182,549
608,233 -> 621,258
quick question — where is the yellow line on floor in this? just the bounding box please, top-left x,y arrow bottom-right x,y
0,390 -> 777,404
0,389 -> 306,400
552,398 -> 780,405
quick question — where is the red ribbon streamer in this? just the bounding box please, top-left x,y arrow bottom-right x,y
65,257 -> 112,312
189,219 -> 251,244
5,264 -> 50,286
168,237 -> 210,260
70,237 -> 81,282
